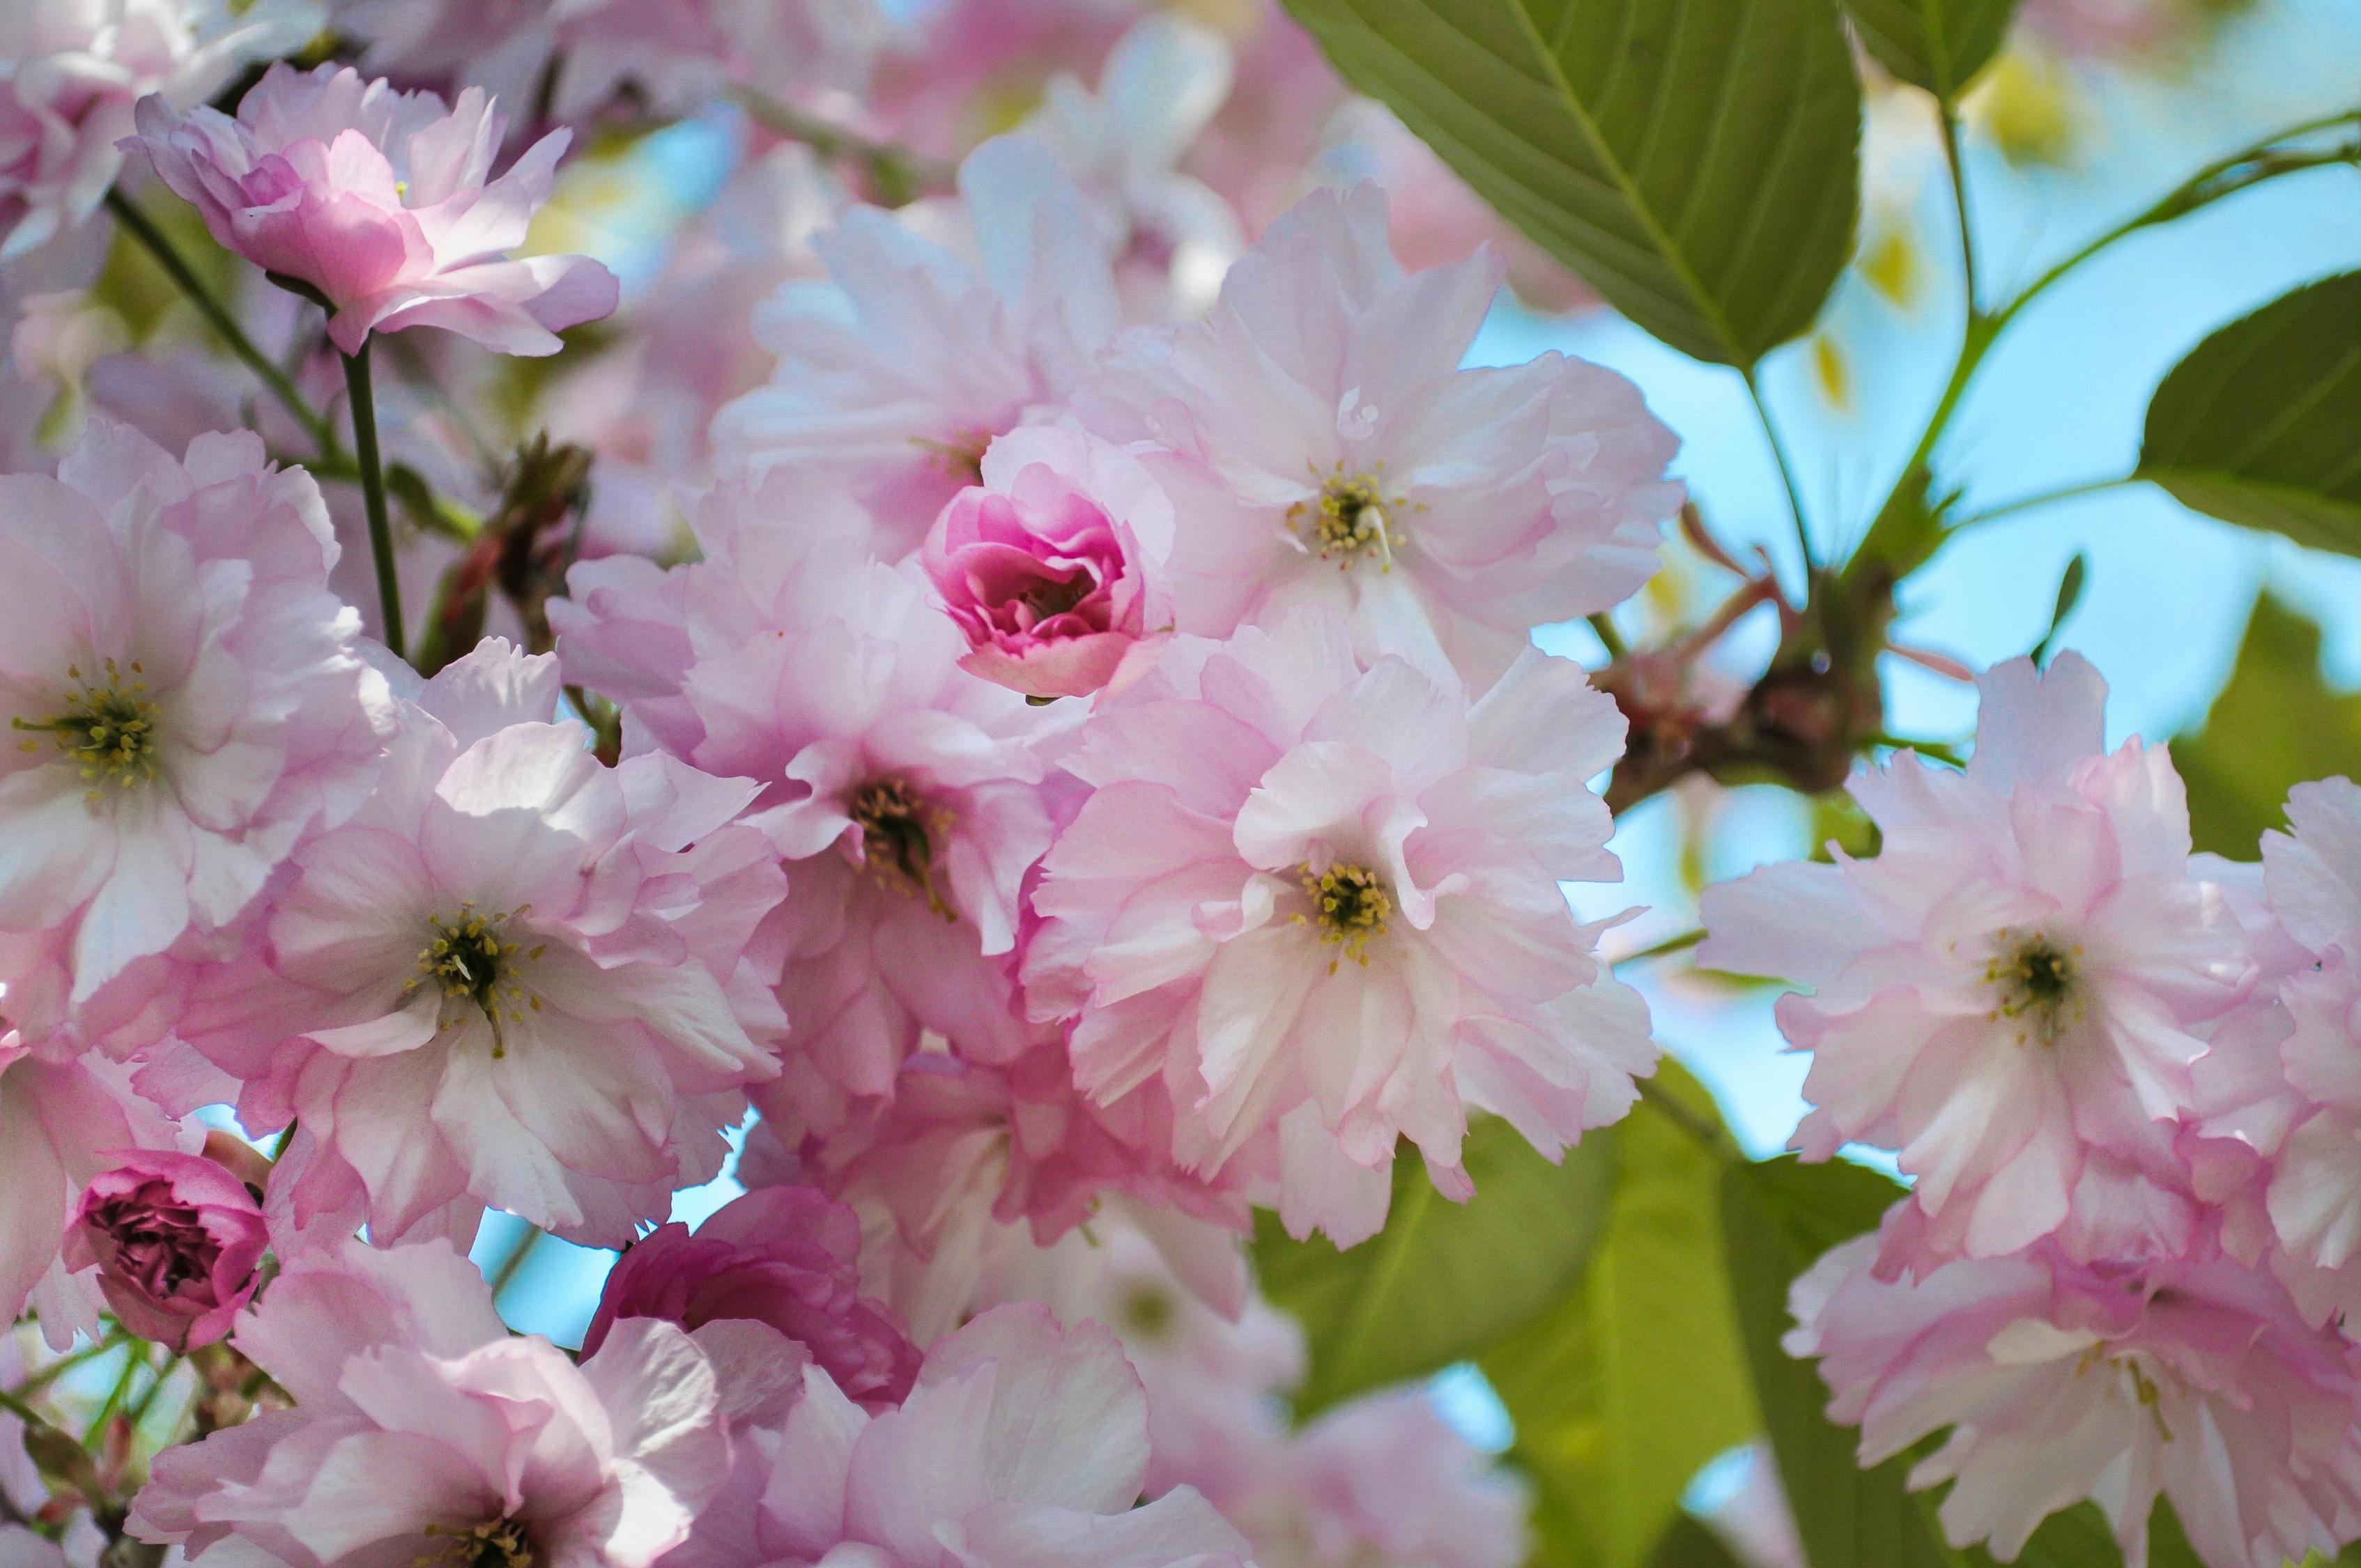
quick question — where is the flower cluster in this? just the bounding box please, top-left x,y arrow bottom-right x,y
1706,655 -> 2361,1567
0,0 -> 1684,1558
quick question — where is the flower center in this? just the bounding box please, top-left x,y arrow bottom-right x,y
2075,1344 -> 2175,1443
14,661 -> 160,793
912,430 -> 992,485
1302,862 -> 1392,970
1289,466 -> 1408,569
1017,569 -> 1093,623
406,905 -> 542,1059
850,778 -> 956,921
422,1516 -> 534,1568
1984,930 -> 2082,1045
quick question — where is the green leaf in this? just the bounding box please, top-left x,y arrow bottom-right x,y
1650,1516 -> 1746,1568
2030,553 -> 2087,666
1836,0 -> 2018,98
1484,1063 -> 1760,1568
1721,1157 -> 1955,1568
2139,272 -> 2361,556
1253,1116 -> 1619,1415
1277,0 -> 1862,366
2171,594 -> 2361,856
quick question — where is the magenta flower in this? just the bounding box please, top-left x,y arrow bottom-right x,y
922,425 -> 1175,701
584,1184 -> 921,1413
63,1148 -> 266,1351
125,63 -> 618,356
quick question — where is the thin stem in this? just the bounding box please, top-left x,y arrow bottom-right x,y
1937,100 -> 1980,316
10,1330 -> 132,1401
84,1342 -> 145,1451
1613,927 -> 1705,966
1743,367 -> 1813,575
1587,612 -> 1629,661
1949,475 -> 2137,532
1636,1076 -> 1737,1160
1849,108 -> 2360,571
488,1224 -> 546,1302
103,189 -> 339,457
729,86 -> 955,201
341,340 -> 406,661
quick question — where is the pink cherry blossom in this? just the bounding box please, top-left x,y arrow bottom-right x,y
1024,607 -> 1653,1244
328,0 -> 890,137
712,135 -> 1121,556
0,420 -> 390,1005
584,1183 -> 921,1413
787,1041 -> 1252,1344
126,63 -> 619,356
553,469 -> 1063,1135
132,1236 -> 730,1568
1075,180 -> 1679,686
0,0 -> 315,259
1698,653 -> 2256,1273
63,1146 -> 266,1351
921,424 -> 1175,700
167,640 -> 784,1248
1787,1224 -> 2361,1568
672,1302 -> 1251,1568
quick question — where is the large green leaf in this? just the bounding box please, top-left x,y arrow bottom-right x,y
2139,272 -> 2361,557
1253,1116 -> 1618,1415
1278,0 -> 1862,365
1721,1157 -> 1955,1568
1837,0 -> 2018,98
1485,1063 -> 1760,1568
2171,594 -> 2361,857
1650,1516 -> 1746,1568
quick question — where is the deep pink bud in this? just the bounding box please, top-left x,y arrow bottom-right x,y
921,424 -> 1173,701
584,1185 -> 921,1410
65,1151 -> 268,1351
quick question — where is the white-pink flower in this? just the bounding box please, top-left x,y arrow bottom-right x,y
554,469 -> 1061,1135
1075,180 -> 1679,686
0,0 -> 316,259
712,135 -> 1121,557
671,1302 -> 1251,1568
127,63 -> 619,356
1787,1226 -> 2361,1568
0,420 -> 389,1006
1024,606 -> 1652,1245
921,423 -> 1175,701
169,639 -> 784,1247
132,1236 -> 730,1568
1699,653 -> 2256,1271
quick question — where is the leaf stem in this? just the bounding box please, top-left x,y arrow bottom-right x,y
103,188 -> 339,458
488,1223 -> 546,1302
1849,108 -> 2360,571
1743,366 -> 1813,575
1937,98 -> 1980,315
340,339 -> 406,661
1613,927 -> 1705,966
1587,612 -> 1629,661
728,86 -> 955,201
1948,475 -> 2137,533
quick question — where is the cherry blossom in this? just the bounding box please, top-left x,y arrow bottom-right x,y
0,0 -> 317,259
167,640 -> 784,1247
132,1237 -> 729,1568
1075,180 -> 1679,685
1700,653 -> 2256,1271
63,1146 -> 266,1351
1789,1226 -> 2361,1568
1024,606 -> 1652,1243
0,421 -> 389,1004
127,63 -> 619,355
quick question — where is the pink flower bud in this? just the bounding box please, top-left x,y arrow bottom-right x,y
584,1185 -> 920,1411
66,1150 -> 268,1351
922,424 -> 1173,701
